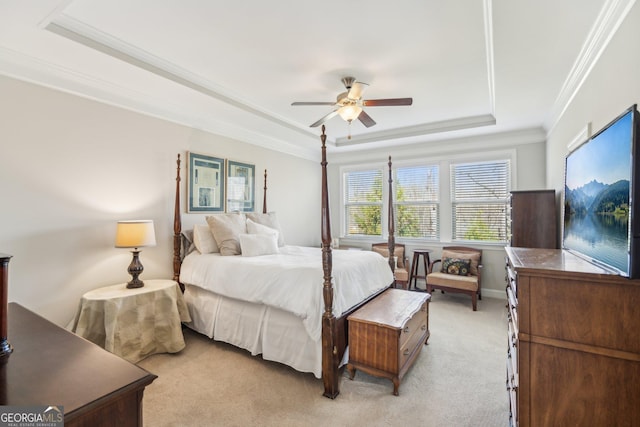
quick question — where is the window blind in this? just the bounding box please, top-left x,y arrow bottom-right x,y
451,160 -> 510,241
344,169 -> 383,236
394,165 -> 439,239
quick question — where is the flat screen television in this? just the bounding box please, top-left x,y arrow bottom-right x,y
563,104 -> 640,278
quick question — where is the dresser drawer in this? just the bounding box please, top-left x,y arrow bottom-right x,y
507,356 -> 518,427
506,262 -> 518,297
399,303 -> 428,369
507,321 -> 518,388
507,286 -> 518,333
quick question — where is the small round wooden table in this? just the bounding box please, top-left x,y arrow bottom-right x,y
409,249 -> 432,291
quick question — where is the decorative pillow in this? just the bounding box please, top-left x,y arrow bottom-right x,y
246,218 -> 279,240
441,257 -> 471,276
238,233 -> 279,257
441,249 -> 481,276
181,229 -> 196,256
193,224 -> 219,254
371,246 -> 405,269
246,212 -> 285,247
206,213 -> 247,256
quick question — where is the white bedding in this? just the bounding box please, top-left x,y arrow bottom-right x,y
183,284 -> 324,377
179,245 -> 394,342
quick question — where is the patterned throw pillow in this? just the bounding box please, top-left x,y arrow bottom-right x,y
441,257 -> 471,276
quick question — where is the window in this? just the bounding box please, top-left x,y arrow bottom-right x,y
340,154 -> 512,243
394,165 -> 439,239
451,160 -> 510,242
344,169 -> 383,236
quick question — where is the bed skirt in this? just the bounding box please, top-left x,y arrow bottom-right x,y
183,284 -> 324,378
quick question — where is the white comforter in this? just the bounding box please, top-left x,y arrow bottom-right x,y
179,245 -> 393,341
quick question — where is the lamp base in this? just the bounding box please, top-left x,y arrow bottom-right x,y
126,249 -> 145,289
126,278 -> 145,289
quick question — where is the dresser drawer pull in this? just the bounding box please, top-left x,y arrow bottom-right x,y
403,348 -> 410,356
404,326 -> 410,333
421,324 -> 427,331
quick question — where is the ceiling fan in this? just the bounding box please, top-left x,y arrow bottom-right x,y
291,76 -> 413,130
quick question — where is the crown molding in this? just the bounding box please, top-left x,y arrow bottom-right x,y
0,45 -> 319,161
546,0 -> 636,134
335,114 -> 497,146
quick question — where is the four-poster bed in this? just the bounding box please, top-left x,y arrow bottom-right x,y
172,126 -> 400,398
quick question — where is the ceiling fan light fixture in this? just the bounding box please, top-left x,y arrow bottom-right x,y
338,105 -> 362,122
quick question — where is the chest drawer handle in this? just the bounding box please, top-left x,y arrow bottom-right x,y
421,324 -> 427,331
403,348 -> 410,356
404,326 -> 410,333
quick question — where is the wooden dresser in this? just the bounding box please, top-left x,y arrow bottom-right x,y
1,303 -> 157,426
505,247 -> 640,426
347,288 -> 430,395
509,190 -> 557,248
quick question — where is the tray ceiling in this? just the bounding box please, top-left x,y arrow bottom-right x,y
0,0 -> 632,159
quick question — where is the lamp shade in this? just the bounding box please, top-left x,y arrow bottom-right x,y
338,105 -> 362,122
115,220 -> 156,248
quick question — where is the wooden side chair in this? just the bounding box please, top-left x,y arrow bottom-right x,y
426,246 -> 482,311
371,243 -> 409,289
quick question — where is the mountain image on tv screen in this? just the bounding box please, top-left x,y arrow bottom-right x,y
563,110 -> 633,275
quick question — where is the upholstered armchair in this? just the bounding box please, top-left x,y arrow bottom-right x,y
371,243 -> 409,289
426,246 -> 482,311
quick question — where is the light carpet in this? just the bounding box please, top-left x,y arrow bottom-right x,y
138,292 -> 509,426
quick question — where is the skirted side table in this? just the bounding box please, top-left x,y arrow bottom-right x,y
70,279 -> 191,362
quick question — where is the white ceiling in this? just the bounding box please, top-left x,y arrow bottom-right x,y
0,0 -> 633,160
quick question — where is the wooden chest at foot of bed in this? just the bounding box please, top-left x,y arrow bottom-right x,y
346,288 -> 431,395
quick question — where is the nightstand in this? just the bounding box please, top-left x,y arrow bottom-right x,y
70,279 -> 191,362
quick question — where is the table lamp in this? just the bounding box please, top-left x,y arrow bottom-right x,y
115,220 -> 156,288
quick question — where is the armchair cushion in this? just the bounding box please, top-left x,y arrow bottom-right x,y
426,272 -> 478,292
441,249 -> 481,276
441,257 -> 471,276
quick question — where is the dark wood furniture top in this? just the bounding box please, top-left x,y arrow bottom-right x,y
172,127 -> 397,399
509,190 -> 557,249
505,247 -> 640,427
347,289 -> 431,395
1,303 -> 157,427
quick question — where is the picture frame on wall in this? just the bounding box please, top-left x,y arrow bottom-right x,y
226,160 -> 255,212
187,151 -> 225,212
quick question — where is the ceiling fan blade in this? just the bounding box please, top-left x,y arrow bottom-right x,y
292,102 -> 336,106
347,82 -> 368,100
310,110 -> 339,127
358,110 -> 377,128
362,98 -> 413,106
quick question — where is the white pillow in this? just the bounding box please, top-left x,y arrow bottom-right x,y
193,224 -> 219,254
206,213 -> 246,256
246,218 -> 279,239
238,233 -> 279,257
246,212 -> 285,247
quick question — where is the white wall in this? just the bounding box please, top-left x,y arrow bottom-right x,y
327,130 -> 548,298
547,3 -> 640,196
0,76 -> 320,326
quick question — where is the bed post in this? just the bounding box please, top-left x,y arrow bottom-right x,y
263,169 -> 268,214
320,125 -> 339,399
173,154 -> 183,291
387,156 -> 396,285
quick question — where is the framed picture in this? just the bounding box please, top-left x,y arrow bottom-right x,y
226,160 -> 255,212
187,151 -> 225,213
